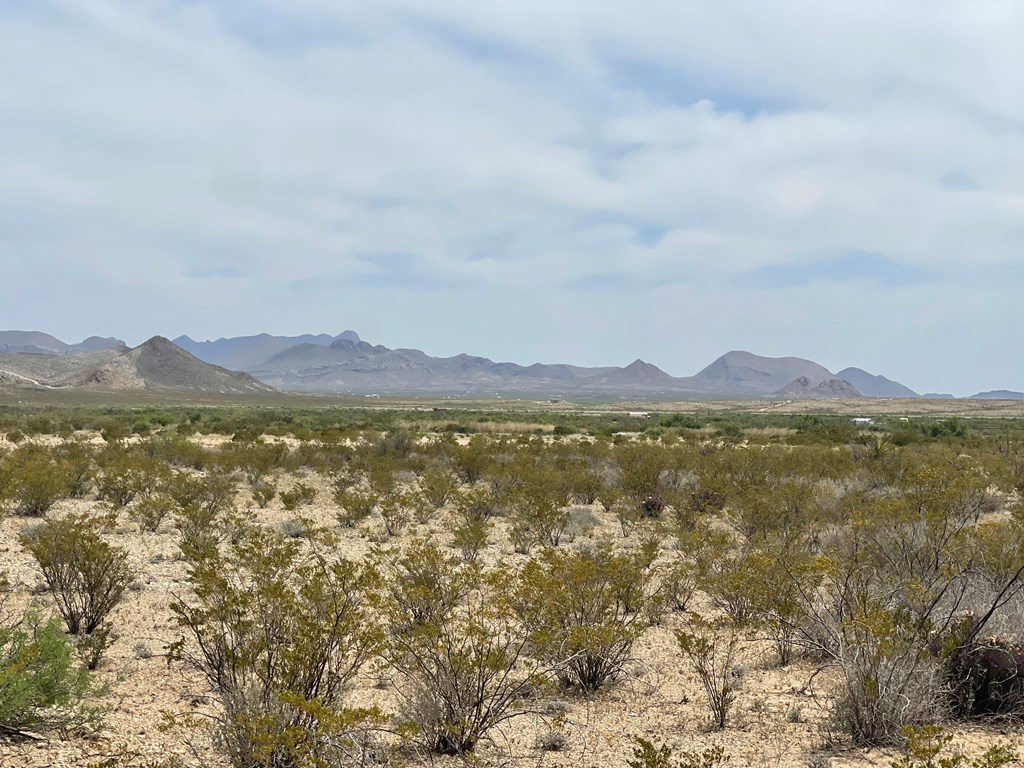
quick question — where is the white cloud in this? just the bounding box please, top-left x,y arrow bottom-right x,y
0,0 -> 1022,393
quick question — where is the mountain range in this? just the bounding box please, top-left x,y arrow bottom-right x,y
0,335 -> 273,395
2,329 -> 1021,400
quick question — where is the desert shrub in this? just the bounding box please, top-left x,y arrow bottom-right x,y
660,559 -> 698,613
3,444 -> 68,516
564,462 -> 603,505
0,603 -> 103,736
164,469 -> 236,517
278,517 -> 309,539
453,436 -> 493,483
378,492 -> 412,538
449,517 -> 489,563
249,477 -> 277,509
536,727 -> 568,752
95,447 -> 168,508
170,524 -> 383,768
698,534 -> 818,665
383,562 -> 541,756
20,512 -> 134,669
383,541 -> 476,630
512,541 -> 660,691
453,485 -> 496,523
509,467 -> 572,548
280,481 -> 317,511
676,616 -> 744,729
376,427 -> 415,458
5,429 -> 24,444
54,440 -> 95,498
407,490 -> 436,524
129,493 -> 176,533
145,434 -> 210,471
615,443 -> 668,506
891,725 -> 1016,768
335,486 -> 377,528
562,506 -> 600,543
628,737 -> 729,768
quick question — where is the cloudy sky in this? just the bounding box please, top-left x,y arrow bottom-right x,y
2,1 -> 1023,395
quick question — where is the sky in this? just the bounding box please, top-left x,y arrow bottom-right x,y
2,1 -> 1023,396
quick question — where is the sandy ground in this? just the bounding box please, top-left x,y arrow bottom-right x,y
1,447 -> 1022,768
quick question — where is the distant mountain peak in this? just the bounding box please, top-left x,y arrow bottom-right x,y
969,390 -> 1024,400
835,367 -> 918,398
773,377 -> 863,399
693,350 -> 835,394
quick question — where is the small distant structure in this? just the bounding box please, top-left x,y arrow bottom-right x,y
851,417 -> 875,426
899,417 -> 910,422
627,412 -> 651,419
364,393 -> 380,399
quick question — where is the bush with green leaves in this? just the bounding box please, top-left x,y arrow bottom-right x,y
129,493 -> 176,533
53,440 -> 96,498
508,466 -> 572,548
280,481 -> 317,511
170,524 -> 384,768
382,551 -> 543,756
418,461 -> 459,509
334,486 -> 377,528
95,446 -> 168,508
0,603 -> 104,736
20,512 -> 134,669
891,725 -> 1016,768
627,737 -> 729,768
512,541 -> 661,691
1,444 -> 69,516
675,615 -> 744,730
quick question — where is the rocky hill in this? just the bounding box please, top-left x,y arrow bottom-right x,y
0,330 -> 125,355
74,337 -> 277,394
835,367 -> 919,398
968,390 -> 1024,400
0,337 -> 276,395
689,351 -> 836,395
773,377 -> 864,399
173,331 -> 361,371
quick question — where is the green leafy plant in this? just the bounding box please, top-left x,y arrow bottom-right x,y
676,615 -> 744,730
891,725 -> 1016,768
628,737 -> 729,768
20,512 -> 134,669
383,561 -> 542,755
2,444 -> 69,516
512,541 -> 660,691
0,609 -> 104,736
170,524 -> 383,768
279,481 -> 317,511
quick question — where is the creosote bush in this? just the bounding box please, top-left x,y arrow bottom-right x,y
170,523 -> 385,768
512,541 -> 661,691
676,615 -> 744,730
2,444 -> 69,516
382,546 -> 543,756
20,512 -> 134,669
891,725 -> 1016,768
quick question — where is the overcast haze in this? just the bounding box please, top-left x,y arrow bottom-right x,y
2,1 -> 1023,395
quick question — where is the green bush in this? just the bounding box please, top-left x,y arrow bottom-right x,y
20,513 -> 134,668
2,444 -> 68,516
280,481 -> 317,511
1,572 -> 103,736
95,447 -> 168,508
170,524 -> 383,768
512,541 -> 661,691
383,558 -> 541,755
